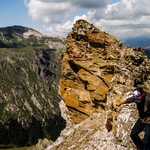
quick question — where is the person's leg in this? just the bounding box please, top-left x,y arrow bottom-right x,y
143,124 -> 150,150
130,119 -> 145,150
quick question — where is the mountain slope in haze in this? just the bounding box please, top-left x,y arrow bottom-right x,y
0,25 -> 66,149
123,36 -> 150,49
123,36 -> 150,58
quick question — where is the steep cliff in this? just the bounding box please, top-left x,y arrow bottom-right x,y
0,26 -> 66,148
45,19 -> 150,150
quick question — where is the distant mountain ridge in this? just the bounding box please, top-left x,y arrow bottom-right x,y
123,36 -> 150,58
0,25 -> 65,56
123,36 -> 150,49
0,25 -> 66,148
0,25 -> 29,34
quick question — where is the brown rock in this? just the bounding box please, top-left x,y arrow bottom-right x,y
59,19 -> 150,123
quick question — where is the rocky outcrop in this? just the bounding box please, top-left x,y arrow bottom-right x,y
46,19 -> 150,150
45,106 -> 136,150
59,19 -> 150,123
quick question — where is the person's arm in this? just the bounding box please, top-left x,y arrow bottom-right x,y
116,100 -> 128,107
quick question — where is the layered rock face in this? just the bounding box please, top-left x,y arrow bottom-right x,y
59,19 -> 150,124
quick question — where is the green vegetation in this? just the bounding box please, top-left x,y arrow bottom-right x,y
0,46 -> 66,147
0,145 -> 29,150
0,33 -> 65,56
0,103 -> 7,117
0,26 -> 66,148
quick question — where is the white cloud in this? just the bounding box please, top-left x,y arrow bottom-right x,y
25,0 -> 150,39
95,0 -> 150,20
35,0 -> 110,9
71,0 -> 111,8
25,0 -> 110,24
25,0 -> 74,24
92,0 -> 150,39
42,14 -> 88,37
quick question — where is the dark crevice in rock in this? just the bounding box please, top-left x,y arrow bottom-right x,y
43,69 -> 56,78
68,106 -> 90,117
38,67 -> 41,74
105,117 -> 113,132
82,80 -> 89,90
98,75 -> 110,88
92,99 -> 106,109
42,51 -> 51,61
75,34 -> 88,42
68,60 -> 81,73
40,58 -> 50,67
89,41 -> 104,48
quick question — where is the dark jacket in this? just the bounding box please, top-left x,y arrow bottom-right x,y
126,93 -> 150,124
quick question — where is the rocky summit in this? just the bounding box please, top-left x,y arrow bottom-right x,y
59,19 -> 150,123
44,19 -> 150,150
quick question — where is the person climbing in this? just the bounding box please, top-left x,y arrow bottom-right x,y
116,87 -> 150,150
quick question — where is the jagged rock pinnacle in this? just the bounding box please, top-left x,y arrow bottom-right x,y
59,19 -> 150,123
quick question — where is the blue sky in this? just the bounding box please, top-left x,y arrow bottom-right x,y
1,0 -> 150,40
1,0 -> 39,28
